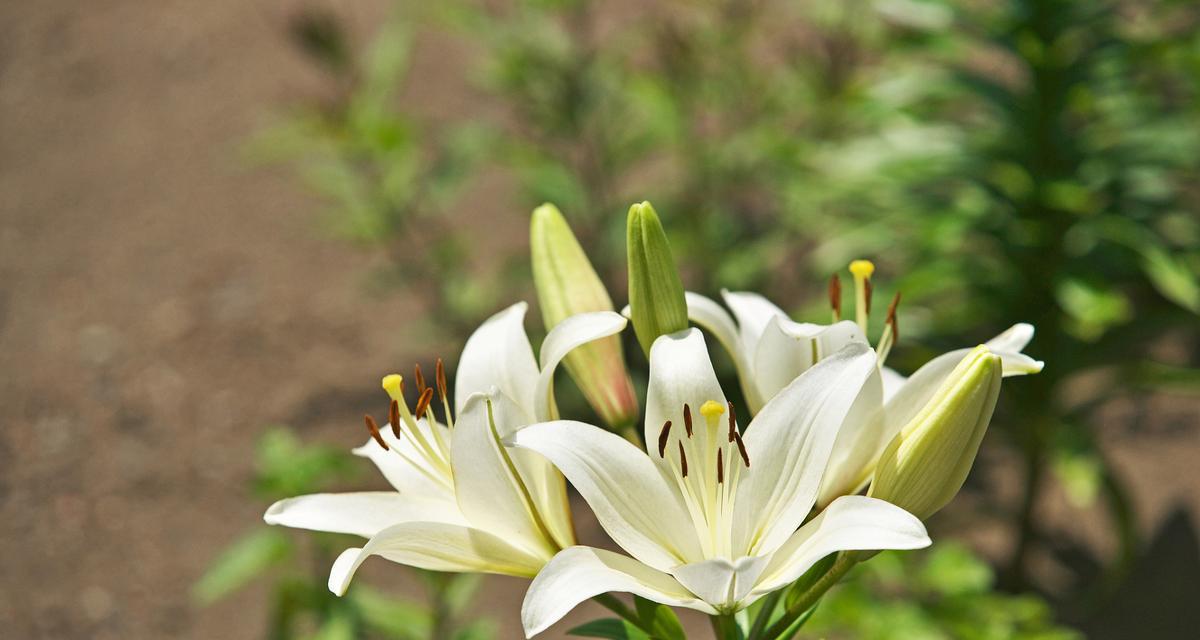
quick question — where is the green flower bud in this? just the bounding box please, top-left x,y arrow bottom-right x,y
531,204 -> 639,430
869,346 -> 1003,520
626,201 -> 688,356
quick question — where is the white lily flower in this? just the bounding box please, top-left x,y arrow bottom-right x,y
512,328 -> 930,636
686,260 -> 1044,507
263,303 -> 628,594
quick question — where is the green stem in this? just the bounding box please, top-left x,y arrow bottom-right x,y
760,553 -> 858,640
710,613 -> 739,639
746,591 -> 782,640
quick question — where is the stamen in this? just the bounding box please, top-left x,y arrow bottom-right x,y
886,292 -> 901,342
727,401 -> 737,442
414,363 -> 427,395
658,420 -> 672,458
435,357 -> 453,428
364,415 -> 388,450
683,403 -> 693,437
829,274 -> 842,322
734,431 -> 750,467
678,441 -> 688,478
717,449 -> 724,484
414,386 -> 434,419
389,400 -> 401,438
381,374 -> 405,402
849,259 -> 875,334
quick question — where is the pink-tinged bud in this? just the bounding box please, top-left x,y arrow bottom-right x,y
531,204 -> 639,430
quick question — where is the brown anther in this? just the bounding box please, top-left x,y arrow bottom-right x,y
414,363 -> 427,394
734,431 -> 750,467
389,400 -> 401,438
864,279 -> 873,316
435,358 -> 448,402
683,403 -> 693,437
658,420 -> 672,458
727,401 -> 737,442
829,274 -> 842,317
678,441 -> 688,478
414,387 -> 434,418
717,449 -> 725,484
886,292 -> 902,342
364,415 -> 388,450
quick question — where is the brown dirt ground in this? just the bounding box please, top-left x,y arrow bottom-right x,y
1,2 -> 1198,639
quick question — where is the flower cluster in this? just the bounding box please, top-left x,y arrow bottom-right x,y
264,202 -> 1042,638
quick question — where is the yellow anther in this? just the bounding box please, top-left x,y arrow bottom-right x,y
699,400 -> 725,419
381,374 -> 404,402
849,260 -> 875,279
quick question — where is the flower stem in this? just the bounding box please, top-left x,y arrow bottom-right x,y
746,591 -> 782,640
710,612 -> 739,639
760,552 -> 858,640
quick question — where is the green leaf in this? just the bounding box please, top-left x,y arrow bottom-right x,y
350,586 -> 431,639
568,619 -> 653,640
633,596 -> 686,640
307,611 -> 355,640
192,529 -> 292,604
454,619 -> 498,640
1140,244 -> 1200,313
784,553 -> 837,611
443,573 -> 485,616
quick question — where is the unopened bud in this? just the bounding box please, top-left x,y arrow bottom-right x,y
531,204 -> 638,429
626,201 -> 688,356
869,346 -> 1002,520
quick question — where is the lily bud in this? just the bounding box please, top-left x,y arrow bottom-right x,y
531,204 -> 639,430
869,346 -> 1003,520
626,201 -> 688,356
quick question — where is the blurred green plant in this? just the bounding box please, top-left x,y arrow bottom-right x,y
801,544 -> 1081,640
194,427 -> 494,640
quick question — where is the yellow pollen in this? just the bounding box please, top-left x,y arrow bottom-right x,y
699,400 -> 725,419
381,374 -> 404,402
849,259 -> 875,279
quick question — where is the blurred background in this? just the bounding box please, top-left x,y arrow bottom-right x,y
2,0 -> 1198,638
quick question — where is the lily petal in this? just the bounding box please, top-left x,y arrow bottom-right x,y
721,290 -> 788,355
685,292 -> 757,407
352,420 -> 453,499
455,302 -> 540,415
329,521 -> 548,595
264,492 -> 466,537
817,366 -> 886,508
986,322 -> 1035,353
522,546 -> 714,638
753,317 -> 866,406
644,329 -> 728,455
670,555 -> 772,610
752,495 -> 930,595
534,311 -> 628,422
452,391 -> 557,555
734,343 -> 877,557
510,420 -> 702,571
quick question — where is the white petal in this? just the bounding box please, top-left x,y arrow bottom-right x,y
534,311 -> 628,422
455,302 -> 539,415
510,420 -> 703,571
734,343 -> 878,557
752,318 -> 866,407
352,420 -> 453,499
986,322 -> 1035,353
720,290 -> 788,355
752,496 -> 930,595
644,329 -> 728,455
328,522 -> 549,595
879,366 -> 907,403
685,291 -> 752,382
452,392 -> 557,555
264,492 -> 466,537
522,546 -> 714,638
670,555 -> 771,610
817,366 -> 886,508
